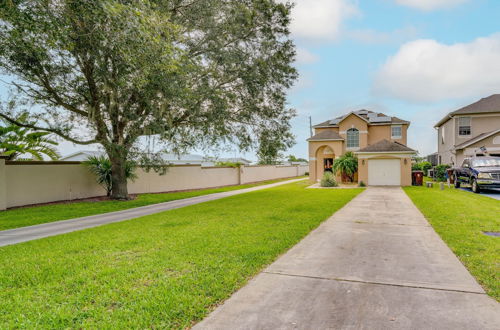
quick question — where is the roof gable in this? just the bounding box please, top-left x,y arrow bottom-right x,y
454,129 -> 500,150
435,94 -> 500,127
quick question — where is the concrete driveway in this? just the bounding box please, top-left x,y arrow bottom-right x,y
195,187 -> 500,329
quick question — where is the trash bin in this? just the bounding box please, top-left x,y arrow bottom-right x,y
412,171 -> 424,186
446,168 -> 455,184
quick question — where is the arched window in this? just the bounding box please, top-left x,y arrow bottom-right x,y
346,128 -> 359,148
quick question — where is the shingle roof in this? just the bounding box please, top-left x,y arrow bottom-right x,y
356,139 -> 416,153
454,129 -> 500,150
435,94 -> 500,127
307,130 -> 344,141
313,110 -> 409,128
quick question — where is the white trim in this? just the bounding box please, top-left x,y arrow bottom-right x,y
340,130 -> 367,134
356,152 -> 414,159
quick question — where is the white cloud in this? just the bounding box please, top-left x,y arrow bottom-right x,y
374,34 -> 500,102
395,0 -> 468,11
347,26 -> 419,45
295,48 -> 319,64
283,0 -> 358,42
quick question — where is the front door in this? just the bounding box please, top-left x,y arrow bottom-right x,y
324,158 -> 333,173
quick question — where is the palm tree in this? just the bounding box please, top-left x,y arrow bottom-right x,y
332,151 -> 358,182
0,121 -> 60,160
84,155 -> 137,197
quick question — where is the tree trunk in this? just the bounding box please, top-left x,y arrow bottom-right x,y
110,155 -> 129,200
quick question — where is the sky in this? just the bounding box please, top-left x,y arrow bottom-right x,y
2,0 -> 500,161
286,0 -> 500,160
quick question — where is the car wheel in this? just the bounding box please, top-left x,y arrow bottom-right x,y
471,178 -> 480,193
454,172 -> 460,188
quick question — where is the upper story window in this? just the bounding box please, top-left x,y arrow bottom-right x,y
458,117 -> 471,136
346,128 -> 359,148
441,127 -> 445,144
391,125 -> 402,139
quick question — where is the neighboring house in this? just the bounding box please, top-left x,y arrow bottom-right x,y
434,94 -> 500,166
308,109 -> 415,186
60,151 -> 252,166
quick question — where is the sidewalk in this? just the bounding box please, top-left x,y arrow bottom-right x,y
195,187 -> 500,329
0,178 -> 306,247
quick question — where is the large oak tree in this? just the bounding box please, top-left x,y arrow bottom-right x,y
0,0 -> 297,199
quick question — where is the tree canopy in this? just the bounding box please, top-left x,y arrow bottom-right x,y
0,0 -> 297,198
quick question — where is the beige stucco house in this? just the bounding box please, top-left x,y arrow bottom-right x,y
308,110 -> 415,186
435,94 -> 500,166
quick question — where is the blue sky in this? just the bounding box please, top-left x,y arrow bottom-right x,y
2,0 -> 500,161
287,0 -> 500,160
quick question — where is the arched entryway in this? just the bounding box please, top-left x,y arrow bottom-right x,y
315,146 -> 335,181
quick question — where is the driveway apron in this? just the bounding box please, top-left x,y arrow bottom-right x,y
195,187 -> 500,330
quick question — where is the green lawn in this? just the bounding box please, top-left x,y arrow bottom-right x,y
0,177 -> 304,231
404,184 -> 500,301
0,181 -> 362,328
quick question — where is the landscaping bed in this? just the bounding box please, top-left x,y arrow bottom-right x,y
0,177 -> 305,231
0,181 -> 362,328
404,184 -> 500,301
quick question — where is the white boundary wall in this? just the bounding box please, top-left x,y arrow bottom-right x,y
0,160 -> 308,209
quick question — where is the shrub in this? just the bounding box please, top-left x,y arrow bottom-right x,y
304,172 -> 309,176
412,163 -> 421,171
84,155 -> 138,196
420,161 -> 432,174
320,172 -> 338,187
434,164 -> 449,182
358,180 -> 366,187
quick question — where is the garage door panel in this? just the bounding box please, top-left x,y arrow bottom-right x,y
368,159 -> 401,186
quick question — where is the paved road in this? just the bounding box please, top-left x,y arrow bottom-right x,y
0,178 -> 305,247
460,187 -> 500,200
195,187 -> 500,330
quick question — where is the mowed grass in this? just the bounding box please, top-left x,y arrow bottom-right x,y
404,185 -> 500,301
0,177 -> 304,231
0,181 -> 362,328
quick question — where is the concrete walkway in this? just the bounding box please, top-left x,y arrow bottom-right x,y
195,187 -> 500,330
0,178 -> 305,247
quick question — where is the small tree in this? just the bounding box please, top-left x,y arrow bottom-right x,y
0,116 -> 60,160
332,152 -> 358,182
84,155 -> 137,197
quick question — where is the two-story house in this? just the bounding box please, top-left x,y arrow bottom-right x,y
308,110 -> 415,186
434,94 -> 500,166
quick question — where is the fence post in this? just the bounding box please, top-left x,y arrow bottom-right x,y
0,157 -> 6,211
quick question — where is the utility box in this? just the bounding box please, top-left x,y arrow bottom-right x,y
412,170 -> 424,186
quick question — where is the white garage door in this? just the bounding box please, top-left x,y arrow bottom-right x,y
368,159 -> 401,186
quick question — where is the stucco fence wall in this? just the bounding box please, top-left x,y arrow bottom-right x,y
0,159 -> 308,209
